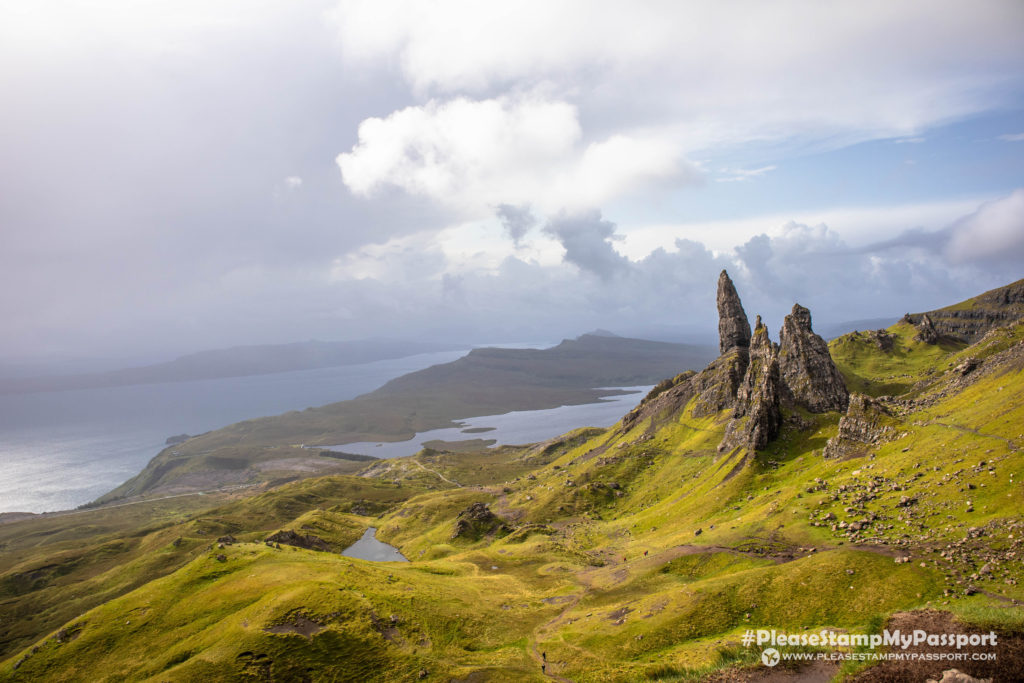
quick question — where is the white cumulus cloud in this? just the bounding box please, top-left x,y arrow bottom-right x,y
336,95 -> 691,215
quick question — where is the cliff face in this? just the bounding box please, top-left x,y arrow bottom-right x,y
778,304 -> 849,413
720,317 -> 781,452
905,279 -> 1024,343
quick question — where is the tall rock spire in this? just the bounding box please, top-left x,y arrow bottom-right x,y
717,270 -> 751,355
720,315 -> 782,452
778,303 -> 849,412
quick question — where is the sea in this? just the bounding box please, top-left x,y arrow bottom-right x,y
0,351 -> 650,514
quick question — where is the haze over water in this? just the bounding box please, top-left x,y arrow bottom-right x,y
0,349 -> 650,515
0,350 -> 468,514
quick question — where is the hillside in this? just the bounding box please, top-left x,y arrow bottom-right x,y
93,334 -> 715,505
903,278 -> 1024,343
2,274 -> 1023,682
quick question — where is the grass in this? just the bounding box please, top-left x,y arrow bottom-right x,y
2,307 -> 1023,681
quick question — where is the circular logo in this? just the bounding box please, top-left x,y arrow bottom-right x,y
761,648 -> 780,667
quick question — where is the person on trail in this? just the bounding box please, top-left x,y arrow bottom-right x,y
542,652 -> 546,661
542,663 -> 546,674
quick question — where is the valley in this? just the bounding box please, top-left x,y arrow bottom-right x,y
1,275 -> 1022,682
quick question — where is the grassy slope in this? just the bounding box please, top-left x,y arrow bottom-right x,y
2,319 -> 1023,681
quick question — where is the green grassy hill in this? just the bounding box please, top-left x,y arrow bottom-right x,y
2,283 -> 1023,682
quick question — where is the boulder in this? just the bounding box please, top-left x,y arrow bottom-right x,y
264,529 -> 332,552
451,502 -> 510,541
914,313 -> 940,344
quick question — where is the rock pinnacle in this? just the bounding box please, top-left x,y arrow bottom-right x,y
717,270 -> 751,355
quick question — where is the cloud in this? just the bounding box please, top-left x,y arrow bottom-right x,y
331,0 -> 1024,150
945,189 -> 1024,264
999,133 -> 1024,142
544,210 -> 629,280
852,227 -> 949,255
284,176 -> 303,189
495,204 -> 536,246
336,95 -> 690,215
716,165 -> 777,182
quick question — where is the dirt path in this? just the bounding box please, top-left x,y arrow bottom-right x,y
411,459 -> 461,487
528,582 -> 589,682
925,420 -> 1020,451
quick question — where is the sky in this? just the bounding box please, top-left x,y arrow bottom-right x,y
2,0 -> 1023,363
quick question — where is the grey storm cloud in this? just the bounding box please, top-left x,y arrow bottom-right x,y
849,226 -> 952,254
945,189 -> 1024,265
495,204 -> 537,246
543,210 -> 630,280
806,190 -> 1024,268
2,3 -> 1023,362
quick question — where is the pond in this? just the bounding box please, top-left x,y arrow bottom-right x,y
341,527 -> 408,562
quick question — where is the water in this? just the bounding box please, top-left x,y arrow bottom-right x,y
331,386 -> 652,459
340,527 -> 408,562
0,350 -> 469,514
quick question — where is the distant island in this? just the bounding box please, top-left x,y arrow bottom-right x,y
0,338 -> 463,394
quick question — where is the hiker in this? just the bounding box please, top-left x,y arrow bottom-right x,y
542,651 -> 546,661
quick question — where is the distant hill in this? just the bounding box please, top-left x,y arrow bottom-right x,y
818,317 -> 899,339
0,338 -> 463,394
95,334 -> 715,503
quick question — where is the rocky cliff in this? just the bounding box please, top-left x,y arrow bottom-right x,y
904,278 -> 1024,343
778,304 -> 849,413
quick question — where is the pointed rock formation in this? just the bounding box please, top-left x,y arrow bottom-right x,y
914,313 -> 940,344
623,276 -> 847,454
717,270 -> 751,355
720,316 -> 781,452
621,272 -> 751,432
778,304 -> 849,413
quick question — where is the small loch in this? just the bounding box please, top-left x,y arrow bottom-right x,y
341,527 -> 408,562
